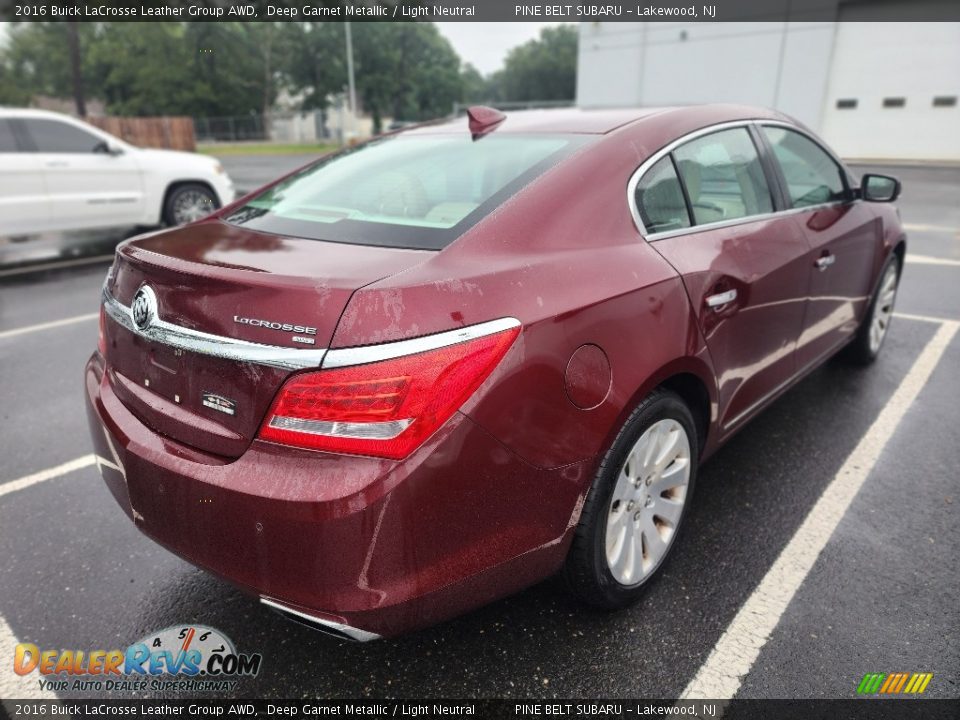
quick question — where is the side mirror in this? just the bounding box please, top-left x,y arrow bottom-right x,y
860,173 -> 900,202
93,141 -> 124,156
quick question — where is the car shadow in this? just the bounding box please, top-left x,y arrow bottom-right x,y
0,226 -> 147,270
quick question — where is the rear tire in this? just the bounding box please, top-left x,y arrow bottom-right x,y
564,389 -> 698,609
842,255 -> 901,365
163,183 -> 219,226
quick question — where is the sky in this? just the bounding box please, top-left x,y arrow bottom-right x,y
0,21 -> 567,75
435,22 -> 568,74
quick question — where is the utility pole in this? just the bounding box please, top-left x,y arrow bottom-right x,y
344,22 -> 358,140
66,22 -> 86,117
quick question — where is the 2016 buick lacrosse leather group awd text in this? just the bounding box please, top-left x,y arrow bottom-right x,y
86,104 -> 904,640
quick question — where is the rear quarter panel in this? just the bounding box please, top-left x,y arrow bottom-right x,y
330,119 -> 728,469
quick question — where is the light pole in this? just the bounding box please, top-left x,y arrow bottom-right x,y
344,22 -> 358,140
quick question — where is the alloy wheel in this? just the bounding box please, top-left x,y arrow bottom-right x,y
869,264 -> 899,353
604,418 -> 691,586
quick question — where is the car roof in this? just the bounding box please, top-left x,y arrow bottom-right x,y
402,104 -> 791,136
402,107 -> 672,136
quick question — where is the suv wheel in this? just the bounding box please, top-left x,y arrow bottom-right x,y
164,183 -> 219,226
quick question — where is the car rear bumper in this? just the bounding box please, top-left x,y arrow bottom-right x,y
85,352 -> 589,637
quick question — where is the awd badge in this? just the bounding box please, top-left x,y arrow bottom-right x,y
202,392 -> 237,417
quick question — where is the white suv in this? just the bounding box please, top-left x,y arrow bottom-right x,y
0,108 -> 235,236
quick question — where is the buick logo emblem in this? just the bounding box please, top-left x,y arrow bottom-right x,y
131,285 -> 158,331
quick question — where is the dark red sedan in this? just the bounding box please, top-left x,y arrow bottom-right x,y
86,105 -> 904,640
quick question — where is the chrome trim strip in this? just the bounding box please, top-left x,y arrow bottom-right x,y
268,416 -> 413,440
322,317 -> 522,369
102,287 -> 328,371
260,597 -> 381,642
625,119 -> 853,242
626,119 -> 757,238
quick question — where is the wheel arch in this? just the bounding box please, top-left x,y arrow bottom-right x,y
892,235 -> 907,269
159,179 -> 219,225
604,356 -> 718,463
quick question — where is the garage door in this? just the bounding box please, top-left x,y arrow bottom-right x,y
821,11 -> 960,161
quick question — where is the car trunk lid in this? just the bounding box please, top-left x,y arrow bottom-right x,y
102,220 -> 431,458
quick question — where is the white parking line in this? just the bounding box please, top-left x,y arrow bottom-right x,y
0,455 -> 95,500
681,319 -> 959,701
0,613 -> 45,699
903,223 -> 959,234
0,458 -> 96,700
894,311 -> 958,324
0,313 -> 98,341
906,254 -> 960,267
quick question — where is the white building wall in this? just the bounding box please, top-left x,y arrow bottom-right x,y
576,24 -> 647,107
820,21 -> 960,160
577,22 -> 835,131
576,17 -> 960,160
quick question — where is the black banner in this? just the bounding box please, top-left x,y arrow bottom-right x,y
2,0 -> 960,23
3,699 -> 960,720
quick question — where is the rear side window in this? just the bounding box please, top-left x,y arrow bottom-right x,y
634,156 -> 691,234
225,134 -> 589,250
21,118 -> 102,153
672,128 -> 773,225
762,126 -> 847,208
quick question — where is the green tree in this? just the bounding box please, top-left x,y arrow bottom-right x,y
493,25 -> 577,103
279,22 -> 346,111
0,61 -> 30,106
4,22 -> 98,102
5,21 -> 271,118
352,23 -> 462,131
459,63 -> 489,104
1,19 -> 468,129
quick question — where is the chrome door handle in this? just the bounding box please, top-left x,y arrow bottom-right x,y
815,254 -> 836,271
45,161 -> 69,168
705,289 -> 737,309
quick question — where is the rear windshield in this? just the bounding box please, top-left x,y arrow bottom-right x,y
224,133 -> 589,250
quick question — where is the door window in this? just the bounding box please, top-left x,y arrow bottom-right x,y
21,118 -> 102,153
633,156 -> 691,234
762,126 -> 847,208
672,128 -> 774,225
0,120 -> 17,152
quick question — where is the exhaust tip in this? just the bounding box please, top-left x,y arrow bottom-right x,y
260,596 -> 381,642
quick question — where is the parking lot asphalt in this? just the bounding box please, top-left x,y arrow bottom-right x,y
0,162 -> 958,703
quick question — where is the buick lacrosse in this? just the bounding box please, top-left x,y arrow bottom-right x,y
86,105 -> 904,639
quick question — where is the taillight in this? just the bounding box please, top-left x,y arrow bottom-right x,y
98,304 -> 107,356
258,321 -> 520,459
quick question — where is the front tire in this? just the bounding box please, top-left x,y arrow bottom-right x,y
843,255 -> 901,365
564,389 -> 698,609
163,183 -> 219,226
